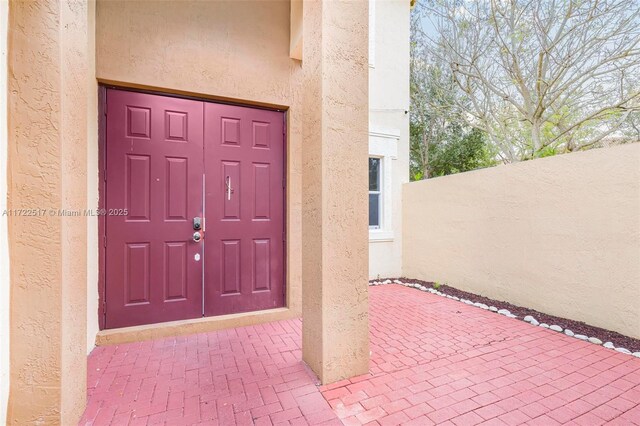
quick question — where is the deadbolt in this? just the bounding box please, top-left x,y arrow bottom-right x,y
193,231 -> 202,242
193,217 -> 202,230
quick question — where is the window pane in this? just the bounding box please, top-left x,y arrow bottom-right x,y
369,158 -> 380,191
369,193 -> 380,227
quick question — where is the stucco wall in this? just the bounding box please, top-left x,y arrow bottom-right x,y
300,0 -> 370,384
403,144 -> 640,339
368,0 -> 410,279
1,1 -> 10,422
94,0 -> 304,339
7,0 -> 90,422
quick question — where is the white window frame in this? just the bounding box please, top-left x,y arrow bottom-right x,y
369,127 -> 399,242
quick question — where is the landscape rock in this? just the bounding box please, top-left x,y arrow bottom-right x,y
497,309 -> 511,315
523,315 -> 535,323
588,337 -> 602,345
394,280 -> 403,284
633,352 -> 640,358
530,319 -> 539,326
564,329 -> 574,337
452,296 -> 460,301
574,334 -> 588,340
506,313 -> 517,318
604,342 -> 615,349
549,325 -> 563,332
615,347 -> 631,355
383,279 -> 391,284
540,323 -> 550,328
489,306 -> 498,312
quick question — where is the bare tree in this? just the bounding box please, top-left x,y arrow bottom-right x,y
419,0 -> 640,161
411,9 -> 496,180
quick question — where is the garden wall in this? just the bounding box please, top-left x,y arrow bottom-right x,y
403,144 -> 640,339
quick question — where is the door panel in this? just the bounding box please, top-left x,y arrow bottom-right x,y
204,103 -> 285,316
105,89 -> 204,328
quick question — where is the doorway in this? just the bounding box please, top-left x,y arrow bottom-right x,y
102,88 -> 285,329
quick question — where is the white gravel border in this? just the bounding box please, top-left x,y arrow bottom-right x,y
370,278 -> 640,359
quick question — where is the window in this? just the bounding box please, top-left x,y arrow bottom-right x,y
369,128 -> 399,241
369,157 -> 381,229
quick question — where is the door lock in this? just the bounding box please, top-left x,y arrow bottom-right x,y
193,231 -> 202,242
193,217 -> 202,230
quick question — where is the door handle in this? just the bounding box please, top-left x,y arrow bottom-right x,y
225,176 -> 232,201
193,231 -> 202,242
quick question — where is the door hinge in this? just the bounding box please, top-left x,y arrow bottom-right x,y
103,300 -> 107,314
103,170 -> 107,182
103,236 -> 107,247
282,231 -> 286,242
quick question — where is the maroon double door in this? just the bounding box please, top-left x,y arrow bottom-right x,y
104,88 -> 285,329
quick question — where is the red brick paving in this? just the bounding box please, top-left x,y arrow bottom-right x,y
80,285 -> 640,425
80,319 -> 339,426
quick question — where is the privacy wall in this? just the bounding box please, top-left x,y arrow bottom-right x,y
403,144 -> 640,339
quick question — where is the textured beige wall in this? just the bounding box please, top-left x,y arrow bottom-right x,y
95,0 -> 304,330
301,0 -> 370,384
403,144 -> 640,339
368,0 -> 410,279
1,1 -> 10,422
7,0 -> 90,423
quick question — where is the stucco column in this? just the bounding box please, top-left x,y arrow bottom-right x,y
7,0 -> 91,423
301,0 -> 370,384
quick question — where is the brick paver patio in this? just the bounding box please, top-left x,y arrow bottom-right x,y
80,285 -> 640,425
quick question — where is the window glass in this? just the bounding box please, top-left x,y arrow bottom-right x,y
369,193 -> 380,227
369,158 -> 380,191
369,158 -> 381,228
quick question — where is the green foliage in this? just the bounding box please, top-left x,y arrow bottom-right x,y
410,123 -> 496,180
533,145 -> 559,159
428,128 -> 496,177
433,282 -> 441,290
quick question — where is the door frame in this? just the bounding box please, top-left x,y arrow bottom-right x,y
97,84 -> 288,330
